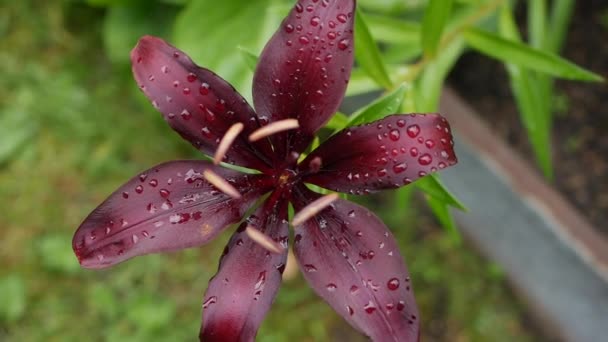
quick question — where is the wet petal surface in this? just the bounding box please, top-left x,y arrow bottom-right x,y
73,161 -> 271,268
292,186 -> 419,341
200,195 -> 288,341
301,114 -> 457,194
132,36 -> 274,172
252,0 -> 355,159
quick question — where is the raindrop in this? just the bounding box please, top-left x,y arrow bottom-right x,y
393,162 -> 407,174
299,36 -> 310,45
310,16 -> 321,26
304,264 -> 318,272
149,179 -> 158,187
199,83 -> 210,95
349,285 -> 359,294
122,192 -> 129,199
396,301 -> 405,311
135,185 -> 144,194
132,234 -> 139,244
326,283 -> 337,292
336,13 -> 347,23
327,31 -> 336,40
364,301 -> 377,314
348,210 -> 356,218
159,189 -> 171,198
406,124 -> 420,138
389,129 -> 400,141
338,39 -> 350,50
387,278 -> 400,290
284,24 -> 294,33
397,119 -> 406,127
418,154 -> 432,166
347,305 -> 354,316
187,73 -> 197,82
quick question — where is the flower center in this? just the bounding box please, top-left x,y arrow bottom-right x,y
276,169 -> 299,189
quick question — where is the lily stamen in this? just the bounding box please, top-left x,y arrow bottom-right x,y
249,119 -> 300,142
214,123 -> 244,165
203,169 -> 242,199
245,225 -> 283,254
292,193 -> 339,226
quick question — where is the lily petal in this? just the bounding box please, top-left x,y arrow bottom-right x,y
131,36 -> 275,172
292,185 -> 419,341
252,0 -> 355,159
200,194 -> 289,341
301,114 -> 457,194
73,161 -> 271,269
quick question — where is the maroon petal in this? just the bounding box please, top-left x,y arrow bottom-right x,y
300,114 -> 457,194
291,186 -> 419,341
132,36 -> 275,172
73,161 -> 271,269
252,0 -> 355,158
200,194 -> 288,341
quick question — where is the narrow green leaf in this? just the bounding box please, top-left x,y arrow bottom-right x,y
464,28 -> 603,82
528,0 -> 547,49
354,8 -> 393,89
416,37 -> 465,112
415,174 -> 468,211
324,112 -> 349,131
347,84 -> 408,126
365,13 -> 421,45
421,0 -> 453,58
425,195 -> 461,243
500,5 -> 553,178
547,0 -> 575,53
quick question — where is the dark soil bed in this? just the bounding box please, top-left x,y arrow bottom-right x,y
448,1 -> 608,235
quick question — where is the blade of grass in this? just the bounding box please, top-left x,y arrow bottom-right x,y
347,84 -> 408,126
421,0 -> 454,58
354,8 -> 393,89
500,4 -> 553,178
464,28 -> 603,82
365,13 -> 421,45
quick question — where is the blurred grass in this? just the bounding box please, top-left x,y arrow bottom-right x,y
0,1 -> 541,341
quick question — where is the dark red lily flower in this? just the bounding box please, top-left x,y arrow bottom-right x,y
73,0 -> 457,340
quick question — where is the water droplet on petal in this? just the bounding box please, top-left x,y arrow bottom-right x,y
203,296 -> 217,309
406,124 -> 420,138
418,154 -> 432,166
389,129 -> 400,141
387,278 -> 400,290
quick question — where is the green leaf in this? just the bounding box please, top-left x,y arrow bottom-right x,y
528,0 -> 547,50
425,195 -> 461,243
499,5 -> 553,178
324,112 -> 349,131
416,37 -> 465,112
173,0 -> 285,99
421,0 -> 453,58
354,8 -> 393,89
464,28 -> 603,82
347,83 -> 408,126
547,0 -> 575,53
365,13 -> 420,45
415,174 -> 467,211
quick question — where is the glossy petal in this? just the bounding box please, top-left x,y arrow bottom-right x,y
131,36 -> 274,172
73,161 -> 271,268
301,114 -> 457,194
201,194 -> 289,341
252,0 -> 355,158
292,185 -> 419,341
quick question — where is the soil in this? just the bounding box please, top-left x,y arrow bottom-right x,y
448,1 -> 608,235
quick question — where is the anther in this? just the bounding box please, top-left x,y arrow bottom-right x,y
203,169 -> 242,199
249,119 -> 300,142
214,123 -> 244,164
245,226 -> 283,254
292,193 -> 339,226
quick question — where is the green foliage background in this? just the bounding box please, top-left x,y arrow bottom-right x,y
2,0 -> 598,340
